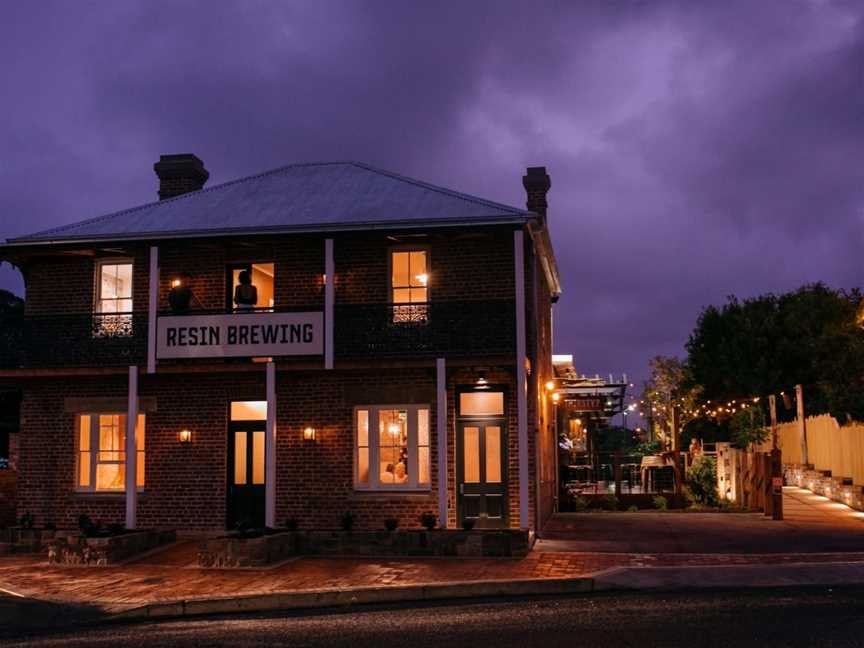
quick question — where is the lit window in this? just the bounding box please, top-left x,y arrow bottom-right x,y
354,405 -> 430,490
76,413 -> 145,492
94,261 -> 133,337
390,250 -> 428,322
230,263 -> 275,312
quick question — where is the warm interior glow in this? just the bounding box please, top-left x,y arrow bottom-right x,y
231,401 -> 267,421
460,391 -> 504,416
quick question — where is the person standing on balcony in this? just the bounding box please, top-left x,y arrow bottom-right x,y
234,270 -> 258,311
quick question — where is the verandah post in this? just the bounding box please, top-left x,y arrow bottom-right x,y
125,365 -> 138,529
265,361 -> 277,528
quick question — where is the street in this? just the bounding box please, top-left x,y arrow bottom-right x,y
6,588 -> 864,647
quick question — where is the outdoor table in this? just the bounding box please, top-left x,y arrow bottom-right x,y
640,455 -> 669,493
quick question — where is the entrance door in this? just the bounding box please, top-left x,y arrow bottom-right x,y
457,420 -> 507,528
227,422 -> 266,529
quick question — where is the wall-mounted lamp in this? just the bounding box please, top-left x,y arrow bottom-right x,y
551,392 -> 561,403
475,372 -> 489,390
171,278 -> 183,288
545,380 -> 555,391
178,429 -> 193,444
303,426 -> 316,442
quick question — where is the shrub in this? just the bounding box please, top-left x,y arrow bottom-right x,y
340,511 -> 356,532
419,511 -> 437,530
653,496 -> 668,511
627,505 -> 639,513
106,522 -> 125,536
284,518 -> 299,532
384,518 -> 399,532
462,518 -> 476,531
686,455 -> 719,506
572,496 -> 589,512
601,495 -> 619,511
78,514 -> 98,537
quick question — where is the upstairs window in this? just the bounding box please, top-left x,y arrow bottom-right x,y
390,249 -> 428,323
76,413 -> 145,492
94,260 -> 133,337
228,263 -> 275,312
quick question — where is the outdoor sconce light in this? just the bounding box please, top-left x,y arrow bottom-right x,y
551,392 -> 561,403
171,278 -> 182,288
178,429 -> 193,444
303,427 -> 316,442
168,274 -> 193,314
475,372 -> 489,389
545,380 -> 555,391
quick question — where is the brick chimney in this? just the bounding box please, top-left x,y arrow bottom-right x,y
522,166 -> 551,224
153,154 -> 209,200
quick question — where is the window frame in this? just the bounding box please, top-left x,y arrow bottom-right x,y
353,404 -> 431,492
75,412 -> 145,494
388,245 -> 430,305
94,258 -> 134,314
226,261 -> 276,312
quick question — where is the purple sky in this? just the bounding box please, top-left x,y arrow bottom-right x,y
1,1 -> 861,391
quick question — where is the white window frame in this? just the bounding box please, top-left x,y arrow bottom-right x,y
75,412 -> 145,493
354,404 -> 431,491
93,258 -> 134,337
389,246 -> 429,323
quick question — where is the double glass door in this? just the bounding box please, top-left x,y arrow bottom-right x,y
457,419 -> 507,528
227,422 -> 266,529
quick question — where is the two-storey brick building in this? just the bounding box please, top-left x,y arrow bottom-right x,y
0,156 -> 560,533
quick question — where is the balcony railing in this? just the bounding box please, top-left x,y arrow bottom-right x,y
0,312 -> 147,369
335,300 -> 516,358
0,300 -> 518,369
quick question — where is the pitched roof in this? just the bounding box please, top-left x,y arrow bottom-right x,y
7,161 -> 533,244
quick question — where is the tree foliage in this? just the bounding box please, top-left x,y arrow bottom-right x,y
640,355 -> 702,439
0,289 -> 23,366
686,283 -> 864,422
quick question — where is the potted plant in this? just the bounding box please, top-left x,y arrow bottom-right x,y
340,511 -> 356,532
419,511 -> 437,531
384,518 -> 399,532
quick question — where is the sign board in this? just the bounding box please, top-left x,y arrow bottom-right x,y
157,312 -> 324,359
565,397 -> 604,412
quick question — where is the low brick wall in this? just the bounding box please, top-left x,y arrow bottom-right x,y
198,528 -> 531,567
0,470 -> 16,528
0,527 -> 56,555
785,463 -> 864,510
48,529 -> 176,565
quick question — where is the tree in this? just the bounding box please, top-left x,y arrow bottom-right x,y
686,283 -> 864,422
0,289 -> 24,366
640,355 -> 702,443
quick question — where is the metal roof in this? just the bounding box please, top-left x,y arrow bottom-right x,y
7,161 -> 533,245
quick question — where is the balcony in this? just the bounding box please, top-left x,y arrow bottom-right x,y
0,312 -> 147,369
0,300 -> 517,369
335,300 -> 515,358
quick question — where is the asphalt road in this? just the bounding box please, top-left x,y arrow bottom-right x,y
6,588 -> 864,647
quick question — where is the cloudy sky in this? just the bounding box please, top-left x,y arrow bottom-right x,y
1,0 -> 861,389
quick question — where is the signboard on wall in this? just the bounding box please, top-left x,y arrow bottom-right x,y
156,312 -> 324,359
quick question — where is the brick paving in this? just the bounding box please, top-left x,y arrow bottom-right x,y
0,487 -> 861,609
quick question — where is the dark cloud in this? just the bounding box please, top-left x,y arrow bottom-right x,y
1,0 -> 861,395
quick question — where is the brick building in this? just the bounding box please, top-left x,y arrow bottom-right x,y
0,156 -> 561,533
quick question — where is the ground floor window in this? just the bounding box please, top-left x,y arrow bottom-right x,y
355,405 -> 430,490
76,413 -> 145,492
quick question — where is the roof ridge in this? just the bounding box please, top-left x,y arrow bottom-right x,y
346,162 -> 527,214
17,161 -> 347,241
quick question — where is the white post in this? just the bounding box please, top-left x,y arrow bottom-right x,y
147,246 -> 159,374
436,358 -> 448,528
324,238 -> 334,370
514,230 -> 529,529
265,361 -> 277,527
125,365 -> 138,529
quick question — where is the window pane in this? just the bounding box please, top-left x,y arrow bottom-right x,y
358,448 -> 369,484
409,287 -> 427,303
409,251 -> 426,286
231,401 -> 267,421
96,463 -> 124,490
357,410 -> 369,447
418,446 -> 430,485
234,432 -> 247,485
79,452 -> 90,487
100,265 -> 118,299
391,252 -> 409,287
135,414 -> 145,451
418,409 -> 429,446
252,430 -> 265,485
459,392 -> 504,416
379,409 -> 408,484
115,264 -> 132,298
463,427 -> 480,483
79,415 -> 90,451
485,426 -> 502,483
392,288 -> 411,304
136,451 -> 145,488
